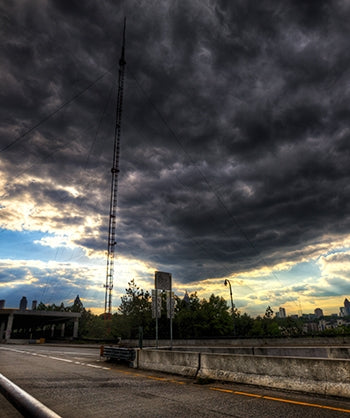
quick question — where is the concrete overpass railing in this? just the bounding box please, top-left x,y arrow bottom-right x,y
121,336 -> 350,348
135,349 -> 200,377
163,345 -> 350,359
135,349 -> 350,399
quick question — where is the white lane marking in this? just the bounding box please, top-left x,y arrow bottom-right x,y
39,351 -> 97,356
87,364 -> 111,370
2,348 -> 28,354
1,347 -> 109,369
48,356 -> 73,363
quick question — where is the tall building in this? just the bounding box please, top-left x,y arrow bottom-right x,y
344,298 -> 350,316
19,296 -> 27,311
278,307 -> 286,318
183,291 -> 190,304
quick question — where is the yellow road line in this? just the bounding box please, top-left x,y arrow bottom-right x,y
111,368 -> 185,385
146,375 -> 185,385
234,390 -> 262,398
145,376 -> 167,381
210,387 -> 350,414
169,379 -> 185,385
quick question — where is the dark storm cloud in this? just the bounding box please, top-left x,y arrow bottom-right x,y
2,1 -> 350,284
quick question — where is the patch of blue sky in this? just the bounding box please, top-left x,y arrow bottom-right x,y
275,260 -> 321,284
0,228 -> 80,263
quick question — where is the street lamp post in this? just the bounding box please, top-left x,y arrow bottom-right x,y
224,279 -> 234,315
224,279 -> 235,335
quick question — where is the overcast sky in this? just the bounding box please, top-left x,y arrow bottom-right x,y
1,0 -> 350,316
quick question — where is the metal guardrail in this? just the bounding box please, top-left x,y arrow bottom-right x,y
101,346 -> 136,362
0,373 -> 61,418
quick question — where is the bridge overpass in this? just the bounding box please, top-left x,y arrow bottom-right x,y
0,308 -> 81,342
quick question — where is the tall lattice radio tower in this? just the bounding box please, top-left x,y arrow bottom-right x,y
104,18 -> 126,316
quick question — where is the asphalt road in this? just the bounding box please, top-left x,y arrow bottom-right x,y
0,344 -> 350,417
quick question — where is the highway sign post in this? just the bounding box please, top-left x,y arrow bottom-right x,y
153,271 -> 173,348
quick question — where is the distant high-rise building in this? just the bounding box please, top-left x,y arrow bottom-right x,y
344,298 -> 350,316
19,296 -> 27,311
183,291 -> 190,304
279,307 -> 286,318
32,300 -> 37,310
314,308 -> 323,318
0,300 -> 5,309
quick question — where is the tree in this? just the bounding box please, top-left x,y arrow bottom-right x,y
249,312 -> 281,338
71,295 -> 84,313
264,306 -> 274,319
234,313 -> 254,337
78,310 -> 106,339
174,293 -> 233,338
173,293 -> 200,338
277,317 -> 303,337
116,279 -> 153,338
173,292 -> 202,338
199,294 -> 233,337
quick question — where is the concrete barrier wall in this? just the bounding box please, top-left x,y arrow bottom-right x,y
327,347 -> 350,359
252,346 -> 350,359
122,336 -> 350,347
137,349 -> 350,398
137,349 -> 199,377
171,346 -> 350,359
198,353 -> 350,398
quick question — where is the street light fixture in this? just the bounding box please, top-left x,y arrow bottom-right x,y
224,279 -> 234,316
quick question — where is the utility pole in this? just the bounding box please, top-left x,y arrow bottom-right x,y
104,18 -> 126,317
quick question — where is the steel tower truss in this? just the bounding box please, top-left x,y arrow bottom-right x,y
104,18 -> 126,316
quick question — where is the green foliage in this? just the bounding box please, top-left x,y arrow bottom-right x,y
264,306 -> 274,319
36,288 -> 350,341
71,295 -> 84,313
199,294 -> 233,337
318,325 -> 350,337
174,293 -> 233,338
78,309 -> 106,339
35,296 -> 84,313
36,301 -> 65,311
35,296 -> 108,339
249,315 -> 281,337
234,313 -> 254,337
36,301 -> 48,311
173,292 -> 201,338
116,279 -> 153,339
277,317 -> 303,337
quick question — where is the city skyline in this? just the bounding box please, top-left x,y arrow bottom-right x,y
1,293 -> 349,321
1,2 -> 350,316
